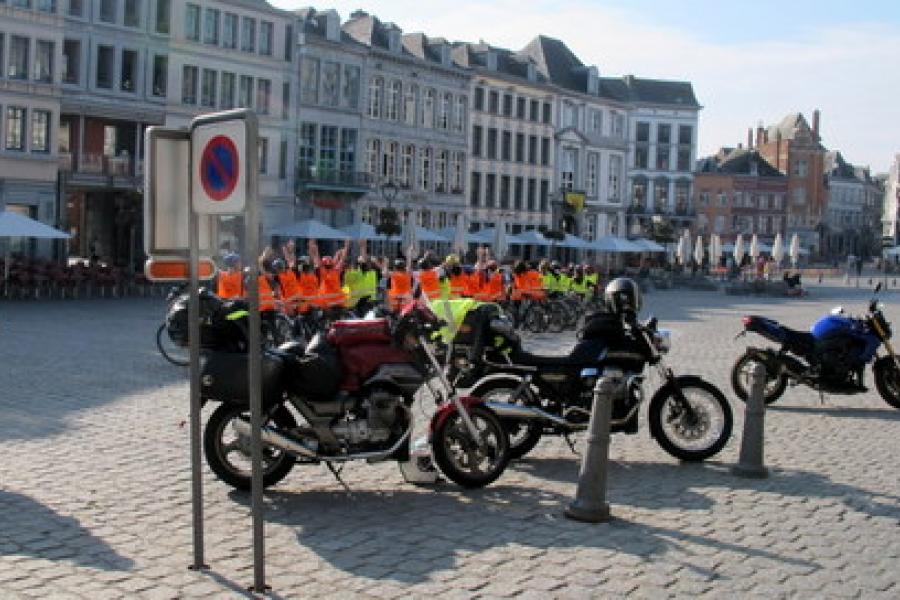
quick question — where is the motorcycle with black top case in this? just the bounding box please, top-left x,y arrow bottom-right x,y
199,301 -> 510,490
448,304 -> 733,461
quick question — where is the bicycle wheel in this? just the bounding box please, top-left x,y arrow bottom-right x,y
156,323 -> 189,366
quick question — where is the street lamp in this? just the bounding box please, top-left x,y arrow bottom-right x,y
376,180 -> 401,257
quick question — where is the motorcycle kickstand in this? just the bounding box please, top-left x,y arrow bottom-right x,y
564,433 -> 580,456
325,462 -> 352,496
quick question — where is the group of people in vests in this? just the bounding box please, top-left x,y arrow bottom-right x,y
215,239 -> 601,317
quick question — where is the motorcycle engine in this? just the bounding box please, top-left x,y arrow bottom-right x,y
331,390 -> 401,445
574,368 -> 642,425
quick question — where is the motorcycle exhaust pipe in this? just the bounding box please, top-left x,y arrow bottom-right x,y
485,401 -> 588,432
232,418 -> 319,460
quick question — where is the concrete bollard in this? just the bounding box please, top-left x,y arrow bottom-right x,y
564,371 -> 621,523
732,362 -> 769,478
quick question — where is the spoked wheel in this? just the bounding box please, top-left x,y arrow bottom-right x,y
156,323 -> 189,366
730,352 -> 786,404
203,403 -> 298,490
471,379 -> 544,460
649,377 -> 733,462
432,405 -> 510,488
524,305 -> 548,334
546,303 -> 566,333
873,357 -> 900,410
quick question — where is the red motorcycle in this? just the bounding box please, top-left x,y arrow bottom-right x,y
199,302 -> 510,489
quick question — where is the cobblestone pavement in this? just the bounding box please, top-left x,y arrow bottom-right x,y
2,281 -> 900,598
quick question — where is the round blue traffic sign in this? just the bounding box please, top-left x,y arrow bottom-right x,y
200,135 -> 239,201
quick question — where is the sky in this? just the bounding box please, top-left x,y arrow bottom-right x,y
271,0 -> 900,173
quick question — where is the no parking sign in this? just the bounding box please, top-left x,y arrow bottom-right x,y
191,114 -> 253,215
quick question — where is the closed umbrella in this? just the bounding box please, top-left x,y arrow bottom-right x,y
675,235 -> 686,265
492,219 -> 508,259
681,230 -> 692,266
771,233 -> 784,266
693,234 -> 704,268
708,235 -> 718,265
402,220 -> 418,258
734,234 -> 745,266
749,234 -> 760,260
453,215 -> 467,255
789,233 -> 801,267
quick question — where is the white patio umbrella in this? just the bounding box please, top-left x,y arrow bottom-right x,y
508,229 -> 552,247
630,238 -> 665,252
340,222 -> 385,241
789,233 -> 801,267
749,234 -> 760,260
675,235 -> 686,265
693,234 -> 704,267
771,233 -> 784,266
593,236 -> 642,252
734,234 -> 745,266
0,210 -> 71,285
270,218 -> 346,240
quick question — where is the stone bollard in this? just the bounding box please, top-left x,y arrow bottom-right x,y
564,370 -> 621,523
732,362 -> 769,478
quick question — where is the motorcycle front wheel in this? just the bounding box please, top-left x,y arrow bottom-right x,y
203,403 -> 298,490
731,351 -> 787,404
873,357 -> 900,410
649,377 -> 733,462
432,405 -> 510,488
470,379 -> 544,459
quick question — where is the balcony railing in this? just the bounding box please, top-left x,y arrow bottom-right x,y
295,167 -> 375,189
59,153 -> 141,181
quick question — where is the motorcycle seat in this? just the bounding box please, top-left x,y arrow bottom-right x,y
781,327 -> 816,354
513,349 -> 584,369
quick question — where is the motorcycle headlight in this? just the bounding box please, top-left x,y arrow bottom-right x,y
652,329 -> 672,353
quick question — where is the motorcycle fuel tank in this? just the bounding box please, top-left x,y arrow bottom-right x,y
811,315 -> 861,340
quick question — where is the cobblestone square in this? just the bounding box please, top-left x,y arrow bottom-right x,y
2,282 -> 900,598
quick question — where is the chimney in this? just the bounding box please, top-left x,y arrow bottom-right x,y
775,131 -> 782,171
747,128 -> 753,148
756,126 -> 764,148
763,130 -> 769,144
812,109 -> 820,140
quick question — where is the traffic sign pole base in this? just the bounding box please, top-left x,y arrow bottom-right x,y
731,464 -> 769,479
564,500 -> 611,523
187,564 -> 209,571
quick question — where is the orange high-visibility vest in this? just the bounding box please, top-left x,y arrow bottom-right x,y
217,271 -> 243,299
388,271 -> 413,310
475,271 -> 504,302
463,272 -> 481,297
258,275 -> 276,312
317,267 -> 345,308
277,271 -> 301,314
297,271 -> 319,313
511,272 -> 529,301
418,269 -> 441,300
525,270 -> 546,300
448,273 -> 468,298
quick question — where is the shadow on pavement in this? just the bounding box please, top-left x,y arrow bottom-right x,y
0,489 -> 134,571
231,481 -> 819,585
769,404 -> 900,421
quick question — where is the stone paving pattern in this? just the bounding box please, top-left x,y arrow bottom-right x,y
2,280 -> 900,598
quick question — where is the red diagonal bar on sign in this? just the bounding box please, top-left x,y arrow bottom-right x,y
206,145 -> 231,189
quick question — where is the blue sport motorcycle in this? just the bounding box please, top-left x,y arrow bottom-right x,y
732,284 -> 900,408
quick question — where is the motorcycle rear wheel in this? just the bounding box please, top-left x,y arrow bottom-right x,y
203,403 -> 298,490
873,357 -> 900,410
432,405 -> 510,488
470,379 -> 544,459
649,377 -> 733,462
730,352 -> 787,404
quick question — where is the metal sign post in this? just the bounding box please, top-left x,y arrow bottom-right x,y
190,109 -> 265,593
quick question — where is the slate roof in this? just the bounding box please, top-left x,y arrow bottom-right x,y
518,35 -> 586,91
599,76 -> 699,107
766,113 -> 810,142
342,11 -> 393,50
294,8 -> 364,46
696,148 -> 783,177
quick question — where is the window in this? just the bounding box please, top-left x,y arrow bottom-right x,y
342,65 -> 360,109
297,123 -> 316,177
527,135 -> 537,165
238,75 -> 253,108
561,148 -> 577,190
586,152 -> 598,197
153,54 -> 169,98
120,49 -> 137,92
381,141 -> 397,180
281,82 -> 290,119
540,180 -> 549,211
31,110 -> 50,153
37,0 -> 56,13
514,177 -> 524,210
96,45 -> 113,89
422,89 -> 435,128
529,99 -> 539,122
499,175 -> 510,209
488,90 -> 499,114
562,101 -> 577,128
181,65 -> 198,104
63,40 -> 80,84
435,150 -> 447,193
541,137 -> 550,166
220,72 -> 235,108
223,13 -> 238,48
339,129 -> 356,175
365,139 -> 380,178
100,0 -> 116,23
319,126 -> 337,175
542,102 -> 552,124
502,93 -> 512,117
472,125 -> 483,158
9,36 -> 29,80
418,147 -> 432,192
608,155 -> 622,200
386,80 -> 401,120
439,92 -> 452,129
35,41 -> 54,83
452,152 -> 464,192
322,62 -> 340,106
367,77 -> 382,118
657,124 -> 671,144
400,144 -> 413,188
470,172 -> 481,206
259,21 -> 273,56
284,24 -> 293,61
241,17 -> 256,53
301,57 -> 319,104
68,0 -> 83,16
656,144 -> 670,171
486,128 -> 497,159
5,107 -> 25,151
678,125 -> 692,145
258,137 -> 268,174
279,138 -> 288,179
792,159 -> 808,177
473,87 -> 485,111
403,84 -> 417,126
635,147 -> 648,169
792,188 -> 807,205
454,96 -> 466,132
590,109 -> 602,133
636,122 -> 650,142
677,147 -> 691,172
527,178 -> 536,211
124,0 -> 140,27
201,69 -> 216,107
155,0 -> 170,34
515,133 -> 524,163
484,174 -> 496,208
611,112 -> 624,138
203,8 -> 219,45
185,4 -> 200,41
501,131 -> 511,161
516,97 -> 526,119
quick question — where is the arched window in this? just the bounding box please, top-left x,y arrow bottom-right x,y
367,77 -> 382,118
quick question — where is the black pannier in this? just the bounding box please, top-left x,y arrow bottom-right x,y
200,351 -> 285,404
283,335 -> 342,399
166,290 -> 248,352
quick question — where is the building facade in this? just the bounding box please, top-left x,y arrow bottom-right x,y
693,147 -> 788,244
882,154 -> 900,245
823,151 -> 879,259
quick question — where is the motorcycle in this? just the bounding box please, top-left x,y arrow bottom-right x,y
445,305 -> 733,461
199,301 -> 511,490
732,283 -> 900,409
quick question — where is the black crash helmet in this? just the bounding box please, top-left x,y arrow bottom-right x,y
604,277 -> 642,315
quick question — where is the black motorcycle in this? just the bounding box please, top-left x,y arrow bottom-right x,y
447,305 -> 733,461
